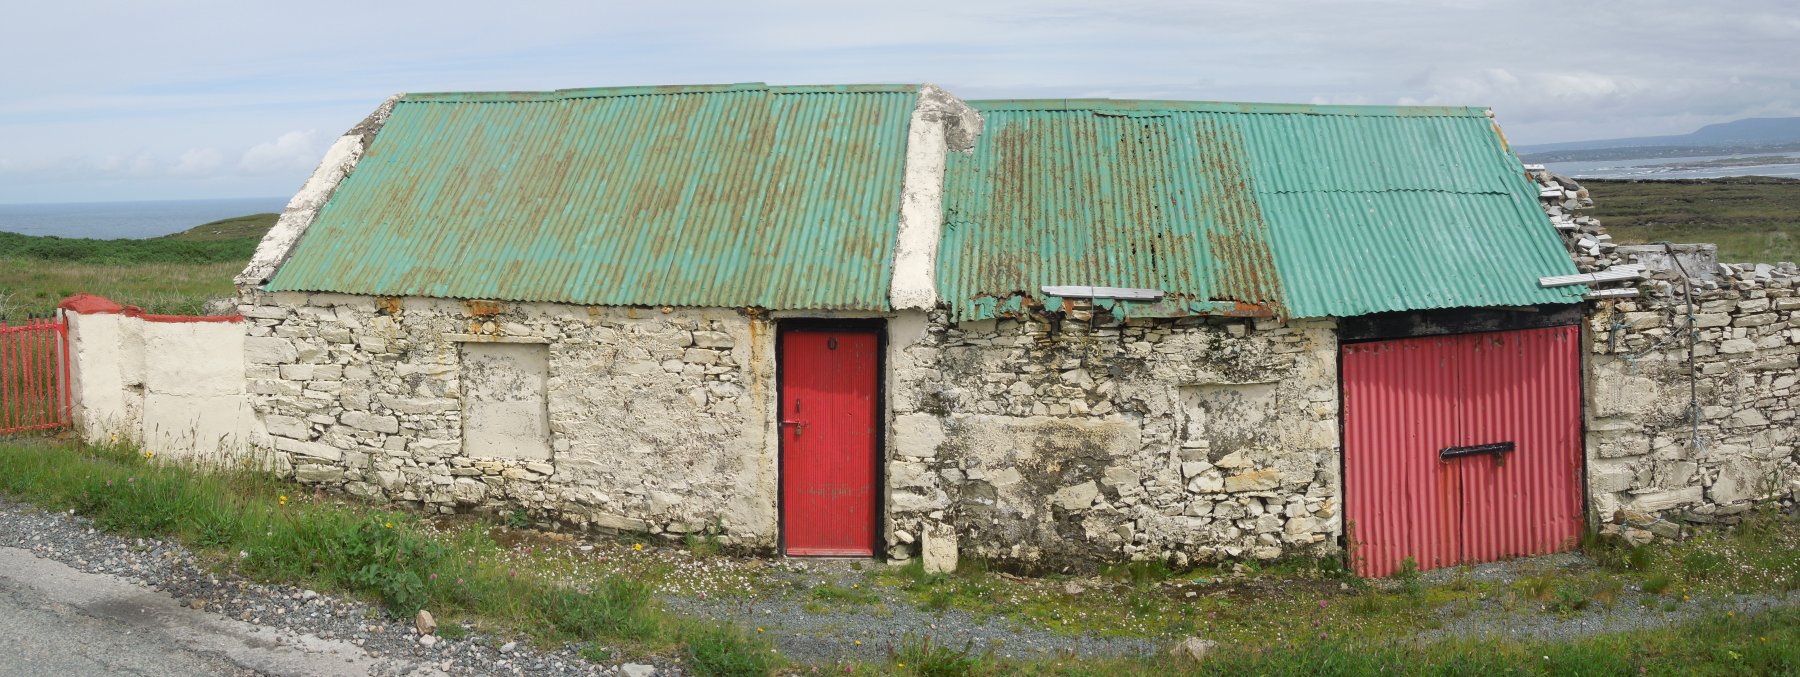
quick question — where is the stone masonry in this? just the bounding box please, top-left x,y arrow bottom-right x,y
1586,263 -> 1800,543
1534,169 -> 1800,544
237,289 -> 780,546
886,307 -> 1341,570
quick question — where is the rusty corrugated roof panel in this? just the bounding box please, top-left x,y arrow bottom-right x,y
267,83 -> 919,310
940,100 -> 1585,321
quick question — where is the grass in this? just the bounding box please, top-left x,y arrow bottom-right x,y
5,436 -> 1800,675
0,212 -> 274,319
1583,177 -> 1800,263
0,437 -> 781,675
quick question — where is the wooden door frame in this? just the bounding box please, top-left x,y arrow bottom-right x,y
774,318 -> 887,557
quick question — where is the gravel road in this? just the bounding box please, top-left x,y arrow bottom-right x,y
0,498 -> 668,676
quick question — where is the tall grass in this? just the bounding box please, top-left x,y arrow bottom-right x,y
0,257 -> 243,318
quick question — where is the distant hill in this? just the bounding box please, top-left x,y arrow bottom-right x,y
152,212 -> 279,241
1518,117 -> 1800,163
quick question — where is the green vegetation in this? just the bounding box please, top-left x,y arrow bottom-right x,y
0,438 -> 780,675
0,213 -> 275,319
3,436 -> 1799,675
1583,178 -> 1800,263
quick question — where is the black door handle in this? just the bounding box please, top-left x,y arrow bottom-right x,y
1440,441 -> 1515,461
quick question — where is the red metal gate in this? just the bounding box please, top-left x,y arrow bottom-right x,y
0,317 -> 72,434
1343,326 -> 1583,577
780,327 -> 880,556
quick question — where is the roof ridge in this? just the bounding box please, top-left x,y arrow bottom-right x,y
401,83 -> 922,103
969,98 -> 1490,117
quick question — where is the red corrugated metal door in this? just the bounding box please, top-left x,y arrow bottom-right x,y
1458,327 -> 1585,565
1343,335 -> 1465,578
1343,326 -> 1582,577
781,328 -> 880,556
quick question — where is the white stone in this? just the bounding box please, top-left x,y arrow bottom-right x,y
921,523 -> 958,574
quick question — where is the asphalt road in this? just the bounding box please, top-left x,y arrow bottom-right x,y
0,546 -> 414,677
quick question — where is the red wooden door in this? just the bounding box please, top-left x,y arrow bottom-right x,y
1343,326 -> 1583,577
781,327 -> 880,556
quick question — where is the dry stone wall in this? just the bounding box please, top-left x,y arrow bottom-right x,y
1586,264 -> 1800,543
236,289 -> 780,546
886,308 -> 1341,571
1538,167 -> 1800,543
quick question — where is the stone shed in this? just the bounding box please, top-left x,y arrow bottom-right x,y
234,83 -> 1596,575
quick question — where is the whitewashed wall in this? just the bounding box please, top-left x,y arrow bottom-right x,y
62,295 -> 250,462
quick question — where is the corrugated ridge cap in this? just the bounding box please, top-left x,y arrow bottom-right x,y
969,98 -> 1490,117
402,83 -> 924,104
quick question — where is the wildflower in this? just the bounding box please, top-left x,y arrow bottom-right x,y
1319,599 -> 1328,609
430,573 -> 438,581
853,640 -> 860,645
278,495 -> 288,506
634,543 -> 644,551
756,627 -> 764,633
143,451 -> 155,459
385,521 -> 394,529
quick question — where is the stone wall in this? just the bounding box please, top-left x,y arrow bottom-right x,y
1583,254 -> 1800,544
886,308 -> 1341,570
236,289 -> 781,546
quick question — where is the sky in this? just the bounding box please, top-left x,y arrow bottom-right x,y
2,0 -> 1796,204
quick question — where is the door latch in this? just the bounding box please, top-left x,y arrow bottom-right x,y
1440,441 -> 1515,461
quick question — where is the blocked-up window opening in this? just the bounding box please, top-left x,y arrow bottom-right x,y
461,343 -> 550,459
1178,382 -> 1277,462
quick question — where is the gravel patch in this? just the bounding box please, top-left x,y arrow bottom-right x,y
0,497 -> 675,677
665,560 -> 1159,664
1414,551 -> 1800,644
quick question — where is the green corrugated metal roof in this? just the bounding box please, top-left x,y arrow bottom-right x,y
940,100 -> 1585,321
268,83 -> 920,310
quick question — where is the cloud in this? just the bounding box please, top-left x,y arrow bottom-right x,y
239,130 -> 323,174
171,147 -> 225,176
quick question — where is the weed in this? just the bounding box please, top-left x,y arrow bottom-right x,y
1548,583 -> 1590,614
685,532 -> 724,558
579,645 -> 615,662
681,623 -> 779,677
1681,550 -> 1726,581
506,509 -> 531,529
1395,556 -> 1424,602
537,579 -> 657,641
1642,573 -> 1674,594
1584,529 -> 1652,572
812,583 -> 879,606
1103,559 -> 1173,588
438,623 -> 468,640
889,634 -> 979,677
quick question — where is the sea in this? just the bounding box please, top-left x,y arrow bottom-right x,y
1541,151 -> 1800,181
0,197 -> 288,240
